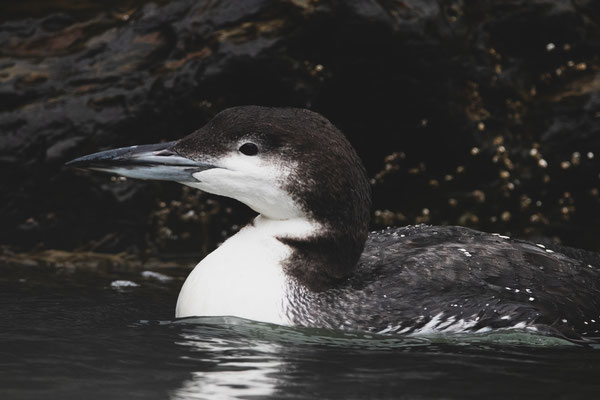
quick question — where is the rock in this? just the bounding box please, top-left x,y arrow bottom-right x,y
1,0 -> 599,254
0,246 -> 193,274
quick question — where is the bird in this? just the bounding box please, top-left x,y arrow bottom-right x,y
67,106 -> 600,343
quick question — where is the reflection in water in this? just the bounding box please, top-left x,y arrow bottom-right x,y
2,275 -> 600,400
167,316 -> 582,399
171,320 -> 284,399
173,338 -> 282,399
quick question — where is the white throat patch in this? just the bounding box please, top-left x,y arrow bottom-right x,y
186,152 -> 302,220
175,215 -> 321,324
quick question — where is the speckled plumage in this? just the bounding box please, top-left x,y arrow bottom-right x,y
286,224 -> 600,342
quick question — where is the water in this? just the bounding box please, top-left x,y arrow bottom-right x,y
2,267 -> 600,400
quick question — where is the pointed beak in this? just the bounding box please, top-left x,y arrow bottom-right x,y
66,141 -> 215,183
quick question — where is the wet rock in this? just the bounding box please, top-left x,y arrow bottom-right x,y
1,0 -> 599,254
0,246 -> 193,273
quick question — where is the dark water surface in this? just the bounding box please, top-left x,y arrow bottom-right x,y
2,267 -> 600,400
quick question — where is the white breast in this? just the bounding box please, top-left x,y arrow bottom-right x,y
175,216 -> 320,325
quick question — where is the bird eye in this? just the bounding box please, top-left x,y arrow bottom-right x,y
239,142 -> 259,156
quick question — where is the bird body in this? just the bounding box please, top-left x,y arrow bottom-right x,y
68,106 -> 600,342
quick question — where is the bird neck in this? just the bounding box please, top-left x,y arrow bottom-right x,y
250,211 -> 370,292
278,219 -> 369,291
280,159 -> 372,291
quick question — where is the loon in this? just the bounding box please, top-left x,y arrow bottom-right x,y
68,106 -> 600,342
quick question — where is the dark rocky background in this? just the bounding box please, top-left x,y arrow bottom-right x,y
1,0 -> 600,265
